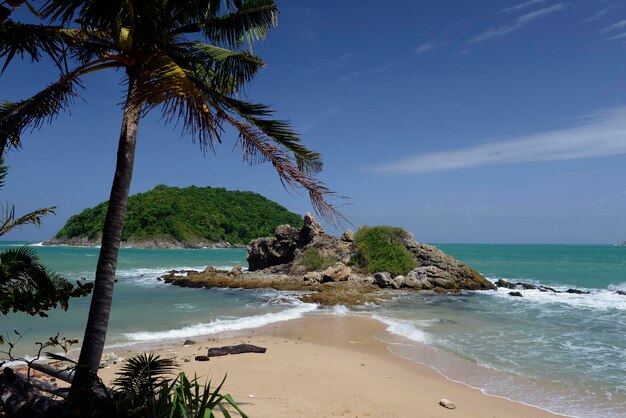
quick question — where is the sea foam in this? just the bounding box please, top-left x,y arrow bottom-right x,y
371,314 -> 431,344
124,303 -> 318,342
487,282 -> 626,311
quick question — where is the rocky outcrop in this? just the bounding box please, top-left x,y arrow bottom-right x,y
161,215 -> 497,305
246,214 -> 493,292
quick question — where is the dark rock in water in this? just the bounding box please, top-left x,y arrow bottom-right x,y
207,344 -> 267,357
566,288 -> 590,295
495,279 -> 516,289
509,291 -> 523,297
194,356 -> 210,362
182,339 -> 196,346
616,290 -> 626,296
495,279 -> 590,295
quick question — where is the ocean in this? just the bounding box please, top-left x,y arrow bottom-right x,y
1,242 -> 625,418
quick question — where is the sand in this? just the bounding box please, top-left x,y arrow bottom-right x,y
95,315 -> 561,418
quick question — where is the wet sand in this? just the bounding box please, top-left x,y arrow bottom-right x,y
98,315 -> 561,417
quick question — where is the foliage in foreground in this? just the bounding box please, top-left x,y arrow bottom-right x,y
106,353 -> 248,418
55,185 -> 303,245
353,226 -> 417,276
0,160 -> 92,319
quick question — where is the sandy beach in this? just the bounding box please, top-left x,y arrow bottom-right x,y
97,315 -> 561,418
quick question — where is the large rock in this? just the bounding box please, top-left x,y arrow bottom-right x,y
247,236 -> 297,271
322,263 -> 351,282
405,242 -> 496,291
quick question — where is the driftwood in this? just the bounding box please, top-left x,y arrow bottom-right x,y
0,368 -> 61,418
29,362 -> 74,384
207,344 -> 267,357
30,377 -> 68,398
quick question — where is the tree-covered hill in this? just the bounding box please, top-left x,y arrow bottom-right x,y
49,185 -> 303,247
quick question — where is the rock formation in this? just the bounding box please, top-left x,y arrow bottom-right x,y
160,215 -> 495,305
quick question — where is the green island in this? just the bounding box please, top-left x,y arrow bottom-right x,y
46,185 -> 303,248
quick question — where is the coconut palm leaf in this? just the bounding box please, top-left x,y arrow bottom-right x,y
0,71 -> 83,152
201,0 -> 278,48
113,353 -> 176,405
0,246 -> 91,316
0,205 -> 56,236
0,21 -> 69,72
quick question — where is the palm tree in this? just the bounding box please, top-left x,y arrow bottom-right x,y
0,0 -> 337,394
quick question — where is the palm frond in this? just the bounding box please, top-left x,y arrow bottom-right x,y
201,0 -> 278,48
0,21 -> 69,73
220,97 -> 323,175
0,245 -> 91,316
209,104 -> 339,222
0,68 -> 83,153
130,52 -> 222,151
113,353 -> 176,405
170,41 -> 265,93
41,0 -> 126,30
0,205 -> 56,236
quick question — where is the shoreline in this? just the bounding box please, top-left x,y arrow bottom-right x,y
96,314 -> 563,418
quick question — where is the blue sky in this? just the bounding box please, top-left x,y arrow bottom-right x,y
2,0 -> 626,244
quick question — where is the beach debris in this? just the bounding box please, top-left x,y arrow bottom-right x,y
29,362 -> 74,383
182,339 -> 196,346
508,291 -> 523,297
183,357 -> 191,363
207,344 -> 267,357
248,394 -> 254,398
194,356 -> 210,362
439,398 -> 457,409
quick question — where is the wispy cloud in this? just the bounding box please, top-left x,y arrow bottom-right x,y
371,107 -> 626,175
584,6 -> 617,23
333,53 -> 352,69
603,19 -> 626,32
367,64 -> 394,74
606,31 -> 626,41
500,0 -> 546,13
470,3 -> 566,44
415,41 -> 446,54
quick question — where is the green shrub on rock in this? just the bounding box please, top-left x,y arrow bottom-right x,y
300,247 -> 336,271
353,226 -> 417,276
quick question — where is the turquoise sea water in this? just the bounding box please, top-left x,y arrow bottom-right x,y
1,242 -> 625,418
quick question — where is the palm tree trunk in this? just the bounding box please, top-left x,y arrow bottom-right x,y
70,75 -> 141,393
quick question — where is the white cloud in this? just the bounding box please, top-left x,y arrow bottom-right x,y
372,107 -> 626,175
500,0 -> 546,13
416,42 -> 442,54
584,6 -> 617,23
603,19 -> 626,32
606,31 -> 626,41
470,3 -> 565,44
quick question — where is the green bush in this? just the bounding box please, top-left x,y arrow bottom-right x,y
300,247 -> 335,271
353,226 -> 417,276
